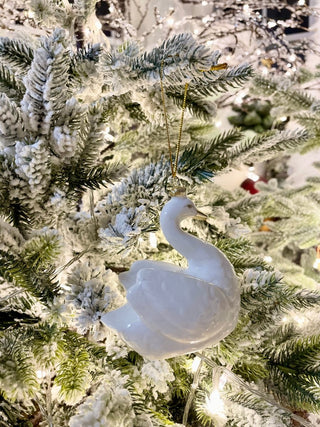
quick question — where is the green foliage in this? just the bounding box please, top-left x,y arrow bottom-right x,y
0,64 -> 25,100
253,75 -> 315,110
69,44 -> 101,83
55,331 -> 92,404
178,129 -> 242,180
0,245 -> 60,304
229,129 -> 308,164
0,38 -> 34,69
0,333 -> 39,400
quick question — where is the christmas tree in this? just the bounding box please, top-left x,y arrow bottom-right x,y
1,1 -> 320,426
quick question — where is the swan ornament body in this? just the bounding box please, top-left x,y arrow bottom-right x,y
101,195 -> 240,360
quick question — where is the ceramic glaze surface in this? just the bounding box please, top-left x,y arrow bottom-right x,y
101,196 -> 240,360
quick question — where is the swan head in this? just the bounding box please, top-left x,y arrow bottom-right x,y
160,196 -> 207,223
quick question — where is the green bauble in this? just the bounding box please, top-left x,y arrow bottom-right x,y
243,111 -> 262,126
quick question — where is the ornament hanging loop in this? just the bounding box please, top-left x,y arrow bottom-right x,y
159,60 -> 189,180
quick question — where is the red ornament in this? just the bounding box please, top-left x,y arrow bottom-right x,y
240,177 -> 265,194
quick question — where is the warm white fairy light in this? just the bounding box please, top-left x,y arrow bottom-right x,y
191,356 -> 202,373
243,4 -> 250,16
234,92 -> 246,105
194,28 -> 200,35
263,255 -> 273,263
202,16 -> 210,24
95,20 -> 102,30
205,372 -> 228,423
281,314 -> 307,327
313,258 -> 320,270
36,369 -> 47,379
103,126 -> 114,141
149,232 -> 157,249
215,120 -> 222,128
167,17 -> 174,27
202,0 -> 208,5
292,314 -> 306,327
255,48 -> 262,56
289,54 -> 296,62
225,54 -> 231,61
206,389 -> 225,416
298,0 -> 305,5
279,116 -> 287,122
262,67 -> 269,75
268,21 -> 277,29
247,167 -> 260,182
27,10 -> 35,18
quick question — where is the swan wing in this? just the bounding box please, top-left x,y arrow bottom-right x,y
101,302 -> 238,360
127,268 -> 239,343
119,260 -> 182,290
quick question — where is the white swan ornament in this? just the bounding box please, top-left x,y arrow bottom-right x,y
101,192 -> 240,360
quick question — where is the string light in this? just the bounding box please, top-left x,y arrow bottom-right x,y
313,246 -> 320,270
234,92 -> 246,105
243,4 -> 250,16
298,0 -> 305,5
149,233 -> 157,248
262,67 -> 269,75
95,20 -> 102,30
167,17 -> 174,27
36,370 -> 47,379
267,21 -> 277,29
202,0 -> 208,5
206,389 -> 225,416
202,16 -> 210,24
191,356 -> 202,373
247,166 -> 260,182
279,116 -> 287,122
263,255 -> 273,263
103,126 -> 114,141
205,373 -> 228,422
215,120 -> 222,128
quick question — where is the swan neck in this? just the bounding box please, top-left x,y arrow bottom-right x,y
160,215 -> 200,260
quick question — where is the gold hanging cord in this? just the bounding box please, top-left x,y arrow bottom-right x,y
159,60 -> 228,179
159,60 -> 189,179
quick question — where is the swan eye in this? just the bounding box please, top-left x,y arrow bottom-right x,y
187,204 -> 193,209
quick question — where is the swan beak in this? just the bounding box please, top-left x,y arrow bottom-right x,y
193,209 -> 207,220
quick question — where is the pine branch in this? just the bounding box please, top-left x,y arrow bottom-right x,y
188,64 -> 253,97
21,29 -> 71,135
253,75 -> 315,110
178,129 -> 242,180
0,310 -> 40,331
0,333 -> 39,400
105,33 -> 252,93
0,250 -> 60,303
229,129 -> 308,164
0,63 -> 25,100
55,331 -> 92,404
69,44 -> 101,83
267,364 -> 320,412
0,37 -> 34,69
167,89 -> 216,121
62,163 -> 120,195
0,94 -> 24,146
